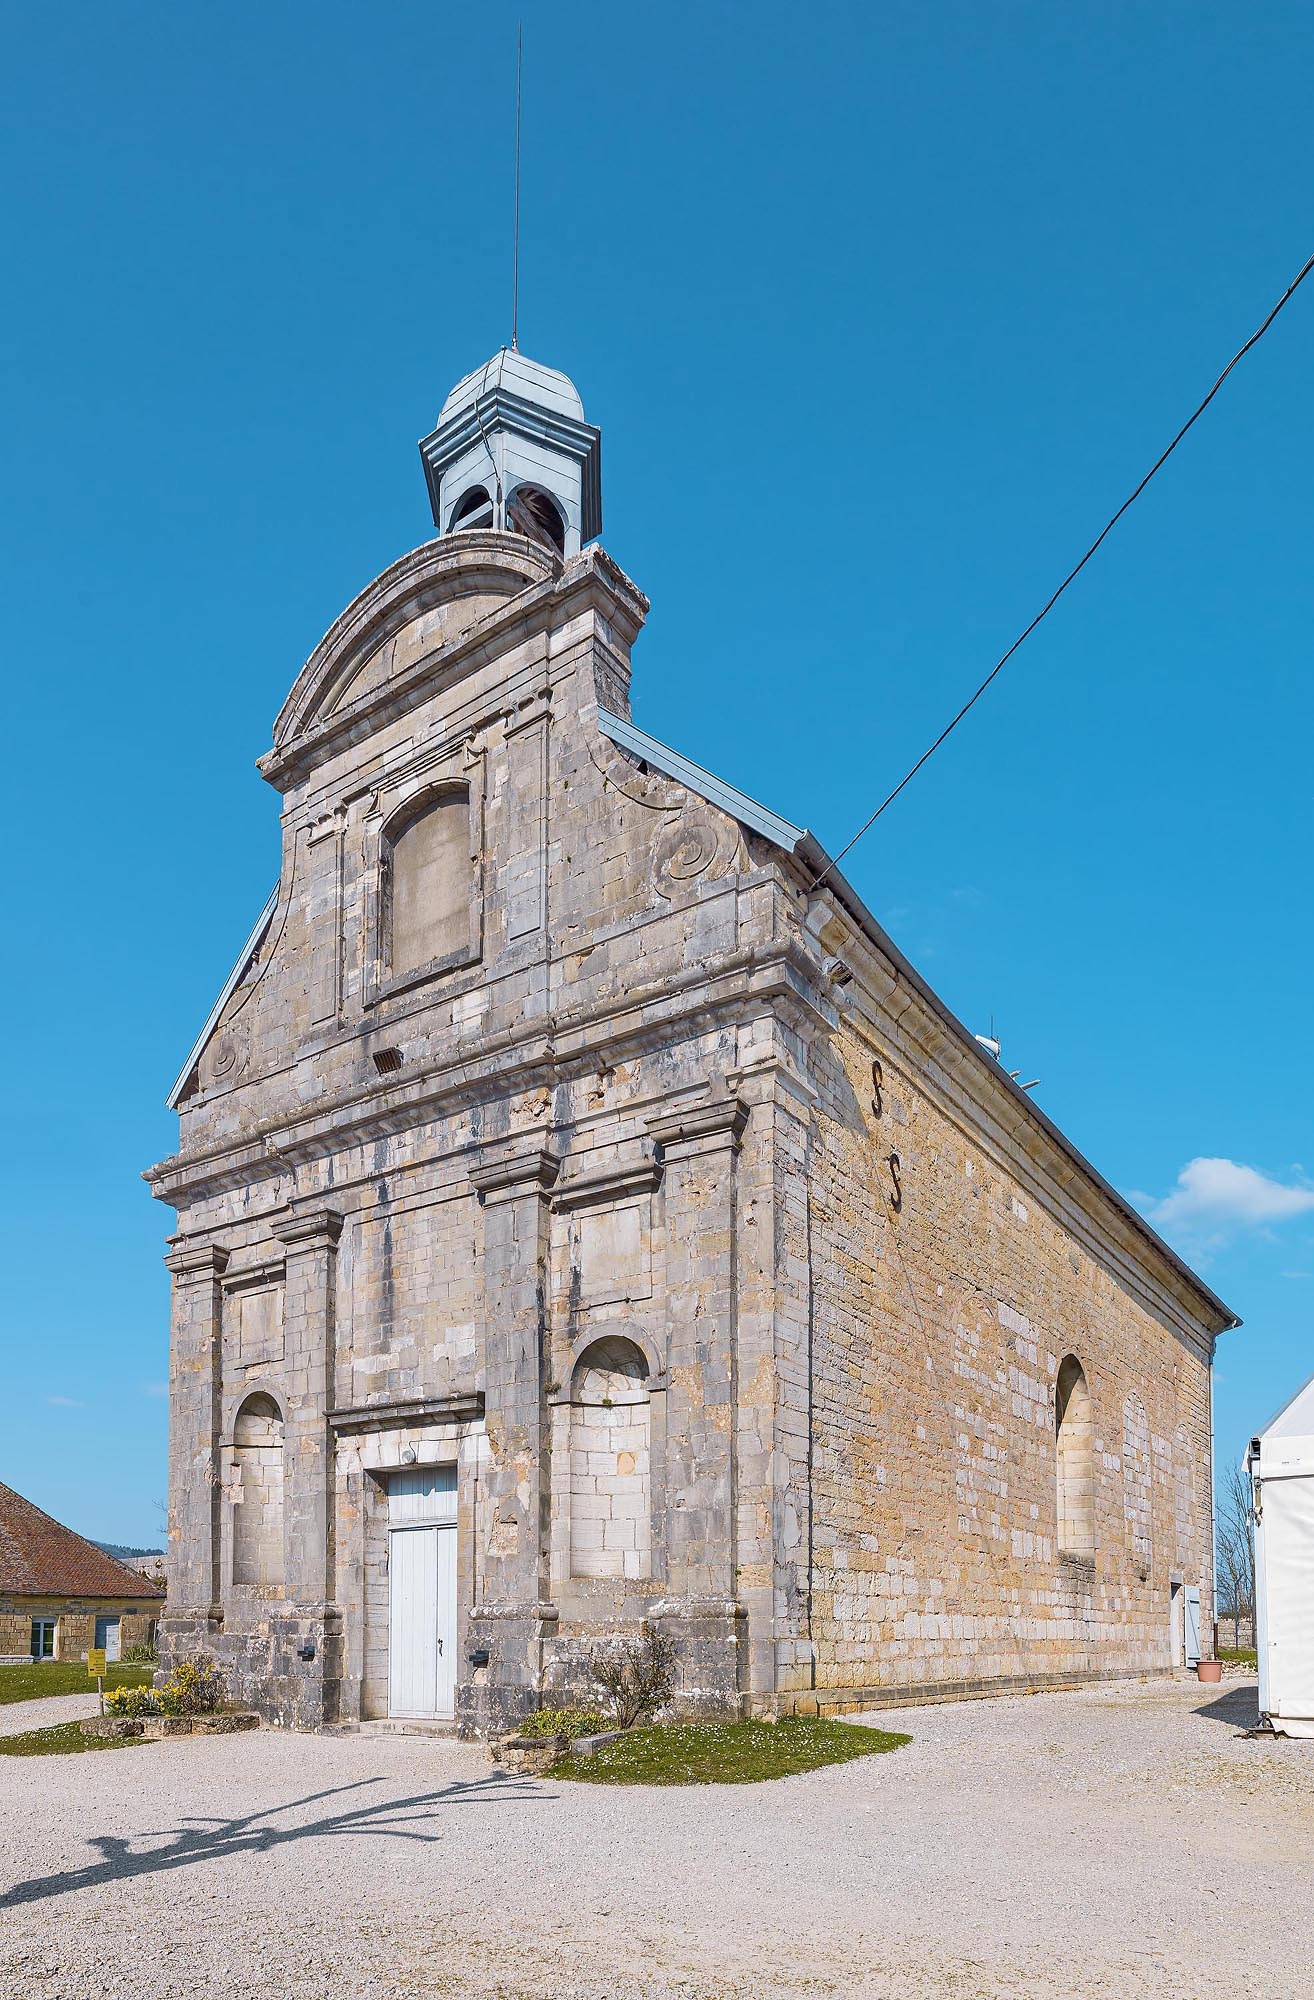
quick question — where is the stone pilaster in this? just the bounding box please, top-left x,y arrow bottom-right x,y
270,1202 -> 344,1723
646,1096 -> 749,1712
727,1053 -> 819,1710
162,1239 -> 229,1621
462,1143 -> 559,1733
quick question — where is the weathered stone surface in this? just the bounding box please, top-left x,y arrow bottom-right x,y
490,1732 -> 568,1776
148,383 -> 1231,1736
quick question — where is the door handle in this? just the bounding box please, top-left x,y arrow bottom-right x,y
436,1637 -> 443,1654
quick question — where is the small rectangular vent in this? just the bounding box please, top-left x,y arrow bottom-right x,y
372,1048 -> 404,1076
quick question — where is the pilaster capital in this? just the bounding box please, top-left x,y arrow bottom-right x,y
163,1239 -> 230,1281
468,1144 -> 560,1203
274,1204 -> 345,1252
647,1096 -> 749,1159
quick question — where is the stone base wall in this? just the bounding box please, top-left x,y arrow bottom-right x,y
158,1609 -> 342,1730
773,1661 -> 1177,1718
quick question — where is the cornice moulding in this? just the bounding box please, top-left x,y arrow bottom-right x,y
551,1155 -> 662,1210
147,942 -> 810,1207
328,1392 -> 485,1436
163,1241 -> 230,1280
274,1205 -> 345,1250
468,1145 -> 560,1199
647,1097 -> 749,1153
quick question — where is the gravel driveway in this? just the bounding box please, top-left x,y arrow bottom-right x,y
0,1675 -> 1308,2000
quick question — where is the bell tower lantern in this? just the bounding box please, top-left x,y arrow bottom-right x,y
419,348 -> 602,558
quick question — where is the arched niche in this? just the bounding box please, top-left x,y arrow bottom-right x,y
569,1335 -> 652,1581
232,1392 -> 285,1588
1056,1354 -> 1095,1560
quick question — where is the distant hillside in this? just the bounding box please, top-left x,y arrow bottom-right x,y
93,1541 -> 165,1560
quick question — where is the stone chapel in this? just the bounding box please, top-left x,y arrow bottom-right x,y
149,350 -> 1238,1733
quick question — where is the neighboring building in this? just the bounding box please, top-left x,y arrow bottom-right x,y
0,1483 -> 163,1663
148,351 -> 1238,1734
118,1551 -> 169,1584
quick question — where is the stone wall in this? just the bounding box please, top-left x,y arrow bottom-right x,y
799,988 -> 1217,1704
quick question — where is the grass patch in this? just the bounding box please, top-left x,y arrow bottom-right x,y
551,1714 -> 911,1785
516,1706 -> 608,1741
0,1720 -> 148,1758
1218,1648 -> 1258,1669
0,1662 -> 154,1706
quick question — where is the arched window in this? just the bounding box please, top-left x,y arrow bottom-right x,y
570,1336 -> 651,1580
506,483 -> 565,555
232,1393 -> 285,1588
385,785 -> 473,980
449,483 -> 493,532
1055,1355 -> 1094,1559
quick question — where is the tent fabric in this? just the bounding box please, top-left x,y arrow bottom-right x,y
1251,1383 -> 1314,1736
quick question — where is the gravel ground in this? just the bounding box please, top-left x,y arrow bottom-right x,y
0,1675 -> 1308,2000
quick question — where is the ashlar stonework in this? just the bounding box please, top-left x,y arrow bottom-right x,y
148,352 -> 1236,1733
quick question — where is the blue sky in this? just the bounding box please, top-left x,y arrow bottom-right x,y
1,2 -> 1310,1546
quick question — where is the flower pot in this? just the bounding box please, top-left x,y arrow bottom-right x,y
1196,1660 -> 1223,1684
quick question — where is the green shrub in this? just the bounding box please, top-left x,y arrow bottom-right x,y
104,1684 -> 160,1718
122,1643 -> 158,1666
590,1624 -> 678,1729
517,1705 -> 608,1741
157,1657 -> 225,1716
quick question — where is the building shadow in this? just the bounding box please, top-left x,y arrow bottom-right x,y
1192,1683 -> 1259,1731
1,1767 -> 545,1910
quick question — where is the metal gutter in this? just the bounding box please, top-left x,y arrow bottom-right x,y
165,887 -> 279,1110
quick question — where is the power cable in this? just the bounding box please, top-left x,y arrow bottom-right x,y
813,252 -> 1314,887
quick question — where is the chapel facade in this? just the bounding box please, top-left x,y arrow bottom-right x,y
149,351 -> 1236,1733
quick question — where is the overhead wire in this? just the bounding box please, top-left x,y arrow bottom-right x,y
812,252 -> 1314,888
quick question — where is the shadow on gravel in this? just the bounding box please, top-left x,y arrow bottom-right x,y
0,1769 -> 544,1909
1192,1684 -> 1260,1731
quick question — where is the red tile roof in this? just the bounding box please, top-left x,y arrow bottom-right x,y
0,1483 -> 164,1601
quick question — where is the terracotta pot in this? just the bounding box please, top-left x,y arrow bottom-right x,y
1196,1660 -> 1223,1684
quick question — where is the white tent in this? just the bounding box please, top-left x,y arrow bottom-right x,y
1248,1370 -> 1314,1738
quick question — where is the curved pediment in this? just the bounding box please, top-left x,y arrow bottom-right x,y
270,533 -> 559,761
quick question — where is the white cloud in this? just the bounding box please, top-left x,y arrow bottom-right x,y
46,1394 -> 85,1409
141,1382 -> 169,1399
1151,1158 -> 1314,1237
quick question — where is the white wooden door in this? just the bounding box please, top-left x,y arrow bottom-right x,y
1184,1585 -> 1202,1666
389,1524 -> 456,1719
95,1616 -> 121,1662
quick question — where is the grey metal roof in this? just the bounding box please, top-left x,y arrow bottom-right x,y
598,709 -> 805,852
165,887 -> 279,1110
438,349 -> 586,424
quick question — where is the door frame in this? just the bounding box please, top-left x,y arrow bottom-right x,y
387,1519 -> 457,1721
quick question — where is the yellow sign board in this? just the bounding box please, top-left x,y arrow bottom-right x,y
87,1649 -> 107,1677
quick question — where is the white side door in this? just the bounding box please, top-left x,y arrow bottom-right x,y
1184,1585 -> 1202,1667
388,1523 -> 457,1719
